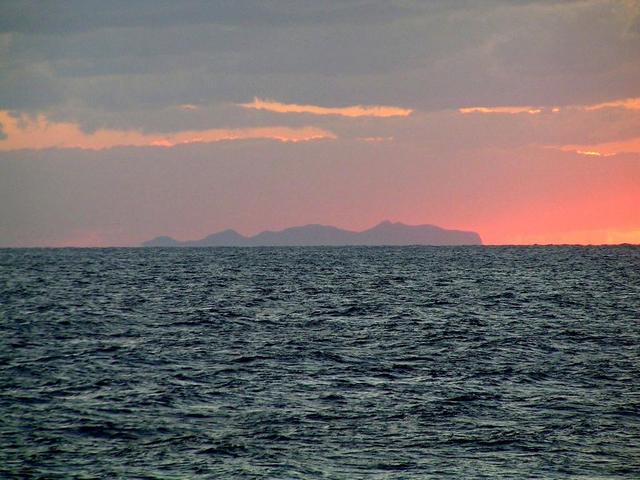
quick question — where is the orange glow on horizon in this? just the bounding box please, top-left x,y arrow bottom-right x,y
475,188 -> 640,245
0,111 -> 336,151
239,97 -> 413,117
486,229 -> 640,245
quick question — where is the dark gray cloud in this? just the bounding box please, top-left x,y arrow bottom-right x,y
1,1 -> 639,129
0,0 -> 422,34
0,1 -> 587,35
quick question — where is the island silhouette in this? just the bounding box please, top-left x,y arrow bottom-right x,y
142,221 -> 482,246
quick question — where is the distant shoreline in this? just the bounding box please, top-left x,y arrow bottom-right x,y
3,244 -> 639,250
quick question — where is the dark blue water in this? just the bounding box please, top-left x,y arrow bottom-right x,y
1,246 -> 639,479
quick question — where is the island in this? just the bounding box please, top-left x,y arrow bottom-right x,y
142,221 -> 482,247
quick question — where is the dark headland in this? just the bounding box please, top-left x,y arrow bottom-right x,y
142,221 -> 482,247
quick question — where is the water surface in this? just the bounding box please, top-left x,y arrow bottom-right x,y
1,246 -> 639,478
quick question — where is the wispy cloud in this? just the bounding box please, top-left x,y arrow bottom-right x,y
177,104 -> 199,111
559,136 -> 640,157
573,150 -> 615,157
583,97 -> 640,111
0,111 -> 335,151
459,97 -> 640,116
458,106 -> 542,115
239,97 -> 413,118
358,136 -> 394,142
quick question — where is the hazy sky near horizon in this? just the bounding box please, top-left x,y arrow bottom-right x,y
1,0 -> 639,246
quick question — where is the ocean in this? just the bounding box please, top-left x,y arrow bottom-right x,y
1,246 -> 639,479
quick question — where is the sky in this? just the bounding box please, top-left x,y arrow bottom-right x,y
1,0 -> 639,246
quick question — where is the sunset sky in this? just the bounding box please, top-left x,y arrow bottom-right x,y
1,0 -> 639,246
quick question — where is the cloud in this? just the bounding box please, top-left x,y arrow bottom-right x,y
459,106 -> 543,115
583,97 -> 640,111
458,96 -> 640,116
572,150 -> 615,157
559,137 -> 640,156
177,103 -> 199,111
388,101 -> 640,156
358,136 -> 394,143
2,0 -> 639,120
0,111 -> 335,151
0,0 -> 420,34
239,97 -> 413,118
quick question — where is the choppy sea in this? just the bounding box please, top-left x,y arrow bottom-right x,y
1,246 -> 639,479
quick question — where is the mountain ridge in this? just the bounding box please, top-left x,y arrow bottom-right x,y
142,221 -> 482,246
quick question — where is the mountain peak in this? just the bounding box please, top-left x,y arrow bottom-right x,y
374,220 -> 404,227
